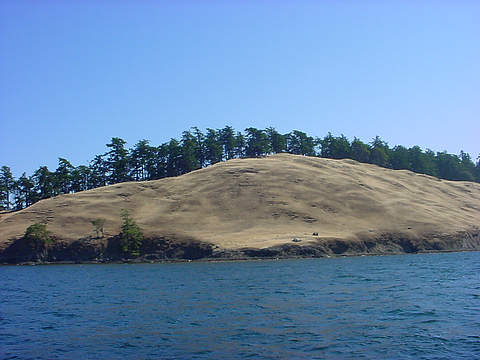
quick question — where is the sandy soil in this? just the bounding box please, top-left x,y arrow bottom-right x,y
1,154 -> 479,251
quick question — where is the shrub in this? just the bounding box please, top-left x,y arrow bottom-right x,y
24,223 -> 52,244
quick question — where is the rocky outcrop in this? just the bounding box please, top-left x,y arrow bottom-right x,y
0,237 -> 103,264
140,236 -> 213,260
0,235 -> 215,264
0,236 -> 50,263
1,229 -> 479,264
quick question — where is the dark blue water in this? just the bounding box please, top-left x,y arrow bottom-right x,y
1,252 -> 479,359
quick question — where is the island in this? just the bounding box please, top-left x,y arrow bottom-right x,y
1,154 -> 479,264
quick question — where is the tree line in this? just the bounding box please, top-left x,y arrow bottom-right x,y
1,126 -> 479,210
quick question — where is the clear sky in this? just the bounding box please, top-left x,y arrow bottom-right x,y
1,0 -> 479,177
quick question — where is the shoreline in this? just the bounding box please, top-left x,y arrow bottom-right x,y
2,228 -> 479,266
2,247 -> 479,266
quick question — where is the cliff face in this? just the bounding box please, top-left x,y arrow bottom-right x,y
1,154 -> 480,263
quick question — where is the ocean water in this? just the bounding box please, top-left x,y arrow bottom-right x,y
1,252 -> 479,359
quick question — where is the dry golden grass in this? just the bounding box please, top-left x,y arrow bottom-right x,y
1,154 -> 479,250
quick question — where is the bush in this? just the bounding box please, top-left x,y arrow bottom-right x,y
24,223 -> 52,244
119,209 -> 143,257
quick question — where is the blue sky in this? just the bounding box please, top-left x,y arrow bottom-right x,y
1,0 -> 479,177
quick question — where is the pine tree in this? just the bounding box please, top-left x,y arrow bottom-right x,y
234,131 -> 246,158
130,139 -> 156,181
14,173 -> 35,209
266,127 -> 287,154
0,166 -> 15,210
351,137 -> 370,163
106,137 -> 130,184
70,165 -> 91,192
55,158 -> 74,194
33,166 -> 55,200
204,128 -> 223,165
390,145 -> 410,170
89,155 -> 108,188
244,128 -> 270,157
180,131 -> 201,173
220,126 -> 237,160
119,209 -> 143,257
287,130 -> 316,156
369,136 -> 390,167
166,139 -> 182,177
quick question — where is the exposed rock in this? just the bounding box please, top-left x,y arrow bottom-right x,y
1,229 -> 480,264
0,235 -> 214,264
1,236 -> 49,263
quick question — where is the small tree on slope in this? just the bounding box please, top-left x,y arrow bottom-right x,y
119,209 -> 143,257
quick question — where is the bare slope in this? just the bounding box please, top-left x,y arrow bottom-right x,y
1,154 -> 479,253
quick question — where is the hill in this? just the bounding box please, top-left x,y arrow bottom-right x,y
1,154 -> 479,263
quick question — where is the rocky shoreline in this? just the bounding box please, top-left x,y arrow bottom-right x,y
1,229 -> 479,265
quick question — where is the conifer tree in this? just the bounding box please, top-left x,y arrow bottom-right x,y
351,137 -> 370,163
266,127 -> 287,154
166,139 -> 182,177
220,126 -> 237,160
369,136 -> 389,167
119,209 -> 142,257
70,165 -> 91,192
33,166 -> 55,200
14,173 -> 35,209
287,130 -> 316,156
106,137 -> 130,183
180,131 -> 201,173
245,128 -> 270,157
89,154 -> 108,188
204,128 -> 223,165
0,166 -> 15,210
55,158 -> 74,194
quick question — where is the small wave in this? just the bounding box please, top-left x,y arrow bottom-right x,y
308,345 -> 330,351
